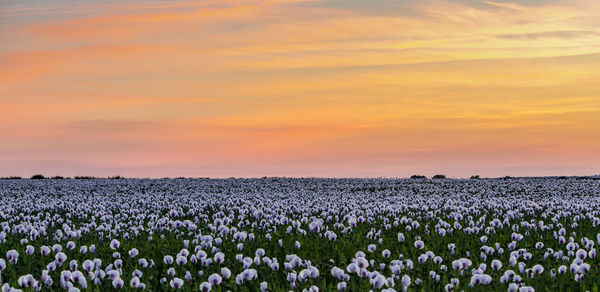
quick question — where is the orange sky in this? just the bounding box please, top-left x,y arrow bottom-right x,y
1,0 -> 600,178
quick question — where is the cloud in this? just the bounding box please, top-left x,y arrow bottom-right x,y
64,119 -> 164,134
496,30 -> 600,40
483,1 -> 522,10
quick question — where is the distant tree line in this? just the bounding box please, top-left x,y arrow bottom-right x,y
410,174 -> 448,179
1,174 -> 598,180
0,175 -> 126,180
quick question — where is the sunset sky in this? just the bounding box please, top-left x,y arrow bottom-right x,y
1,0 -> 600,178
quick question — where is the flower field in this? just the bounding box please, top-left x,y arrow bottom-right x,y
0,177 -> 599,291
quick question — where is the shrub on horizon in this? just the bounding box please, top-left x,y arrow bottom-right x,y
74,176 -> 98,179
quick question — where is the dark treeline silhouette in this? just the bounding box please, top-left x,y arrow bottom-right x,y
1,174 -> 598,180
0,175 -> 127,180
410,174 -> 448,179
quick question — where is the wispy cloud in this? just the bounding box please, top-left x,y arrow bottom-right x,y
484,1 -> 523,10
496,30 -> 600,40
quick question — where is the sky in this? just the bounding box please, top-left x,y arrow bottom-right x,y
1,0 -> 600,178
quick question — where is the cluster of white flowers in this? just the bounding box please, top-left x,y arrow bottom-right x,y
0,177 -> 598,291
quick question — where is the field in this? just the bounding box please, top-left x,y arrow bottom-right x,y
0,178 -> 599,291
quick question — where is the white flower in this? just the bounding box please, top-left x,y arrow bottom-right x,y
55,252 -> 67,264
370,274 -> 386,289
368,244 -> 376,252
169,278 -> 184,289
112,278 -> 124,289
6,250 -> 19,264
221,267 -> 232,279
576,249 -> 587,260
167,268 -> 176,277
401,275 -> 411,287
52,244 -> 62,253
214,252 -> 225,264
470,274 -> 492,285
176,255 -> 187,266
129,248 -> 139,258
129,276 -> 140,288
242,268 -> 258,281
451,260 -> 462,271
208,273 -> 222,285
71,271 -> 86,288
331,267 -> 345,281
260,281 -> 268,292
46,261 -> 57,272
110,239 -> 120,250
139,258 -> 148,268
491,259 -> 502,270
398,233 -> 405,242
199,282 -> 212,291
69,260 -> 78,271
382,249 -> 391,258
414,240 -> 425,249
439,229 -> 447,237
41,246 -> 51,256
17,274 -> 35,288
107,270 -> 120,281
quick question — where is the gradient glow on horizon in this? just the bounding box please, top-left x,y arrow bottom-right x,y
1,0 -> 600,178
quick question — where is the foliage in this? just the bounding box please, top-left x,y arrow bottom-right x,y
0,178 -> 599,291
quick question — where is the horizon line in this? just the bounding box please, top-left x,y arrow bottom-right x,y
2,174 -> 599,180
